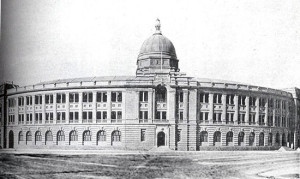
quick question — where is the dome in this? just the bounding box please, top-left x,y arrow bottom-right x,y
138,19 -> 177,60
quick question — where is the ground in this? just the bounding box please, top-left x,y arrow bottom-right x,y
0,149 -> 299,179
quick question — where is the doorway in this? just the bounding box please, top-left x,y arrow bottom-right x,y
9,131 -> 14,148
157,131 -> 165,147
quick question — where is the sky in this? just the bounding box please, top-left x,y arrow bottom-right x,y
1,0 -> 300,89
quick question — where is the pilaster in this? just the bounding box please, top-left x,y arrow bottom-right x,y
221,94 -> 227,123
209,93 -> 214,123
245,96 -> 250,124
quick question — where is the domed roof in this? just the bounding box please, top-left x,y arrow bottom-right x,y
138,19 -> 177,60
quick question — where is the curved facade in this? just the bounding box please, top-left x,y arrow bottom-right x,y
1,20 -> 299,150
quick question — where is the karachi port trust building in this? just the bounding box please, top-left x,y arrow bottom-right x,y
1,20 -> 300,151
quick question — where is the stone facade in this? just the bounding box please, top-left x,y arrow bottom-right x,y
0,20 -> 299,150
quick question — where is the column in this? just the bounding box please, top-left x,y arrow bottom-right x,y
167,88 -> 176,123
280,100 -> 283,127
92,91 -> 97,123
32,96 -> 36,124
24,97 -> 27,124
245,96 -> 250,124
286,101 -> 289,128
234,95 -> 239,124
255,97 -> 260,125
53,93 -> 57,124
152,89 -> 156,121
148,89 -> 153,122
122,91 -> 126,123
188,89 -> 197,151
208,93 -> 214,123
167,88 -> 176,150
273,99 -> 276,127
65,92 -> 69,124
265,98 -> 268,126
78,92 -> 83,123
42,94 -> 46,124
107,91 -> 111,123
221,94 -> 227,123
183,89 -> 189,123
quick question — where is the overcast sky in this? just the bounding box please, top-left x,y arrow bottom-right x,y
1,0 -> 300,89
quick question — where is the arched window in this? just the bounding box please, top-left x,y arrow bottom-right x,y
45,131 -> 53,141
57,130 -> 65,141
26,131 -> 32,142
97,130 -> 106,142
213,131 -> 221,145
69,130 -> 78,141
19,131 -> 24,142
238,132 -> 245,146
155,85 -> 167,102
275,133 -> 280,144
282,133 -> 286,146
112,130 -> 121,142
259,132 -> 264,146
35,131 -> 42,142
226,131 -> 233,145
83,130 -> 92,141
200,131 -> 208,143
268,133 -> 273,146
249,132 -> 255,146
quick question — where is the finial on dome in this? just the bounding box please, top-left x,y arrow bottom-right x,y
155,18 -> 161,34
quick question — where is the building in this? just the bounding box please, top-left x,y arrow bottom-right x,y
1,20 -> 299,150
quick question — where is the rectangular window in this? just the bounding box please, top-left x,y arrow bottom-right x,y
111,111 -> 116,120
69,93 -> 79,103
249,113 -> 255,125
226,113 -> 234,123
200,112 -> 209,121
259,115 -> 265,125
178,92 -> 183,103
83,92 -> 93,102
35,113 -> 42,124
238,113 -> 245,124
162,111 -> 166,120
112,92 -> 122,102
213,113 -> 221,122
141,129 -> 146,142
200,93 -> 209,103
139,91 -> 148,102
45,112 -> 53,123
269,99 -> 274,108
69,111 -> 79,123
18,97 -> 24,106
259,98 -> 266,107
176,129 -> 181,142
97,92 -> 107,102
226,95 -> 234,105
56,93 -> 66,104
238,96 -> 246,106
249,97 -> 256,106
35,95 -> 42,105
57,112 -> 66,123
8,98 -> 15,107
45,94 -> 53,104
139,111 -> 148,120
26,96 -> 33,105
82,111 -> 92,123
213,94 -> 222,104
179,111 -> 183,121
18,114 -> 25,124
26,113 -> 33,124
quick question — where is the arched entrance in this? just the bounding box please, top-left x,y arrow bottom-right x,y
9,131 -> 14,148
157,131 -> 165,147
